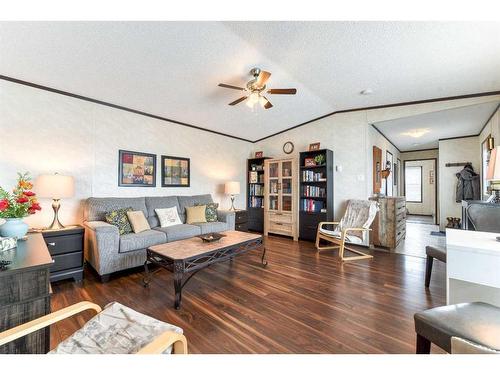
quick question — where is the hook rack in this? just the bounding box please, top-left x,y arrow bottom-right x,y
445,162 -> 472,167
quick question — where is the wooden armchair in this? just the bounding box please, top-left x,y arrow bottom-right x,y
315,199 -> 378,261
0,301 -> 187,354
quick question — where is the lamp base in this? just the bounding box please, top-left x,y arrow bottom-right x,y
229,195 -> 236,211
47,199 -> 66,230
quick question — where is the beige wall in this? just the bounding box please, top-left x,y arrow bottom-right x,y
438,136 -> 480,230
0,80 -> 252,228
405,159 -> 436,216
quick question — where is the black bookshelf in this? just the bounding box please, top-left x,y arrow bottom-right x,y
299,149 -> 334,241
247,157 -> 270,232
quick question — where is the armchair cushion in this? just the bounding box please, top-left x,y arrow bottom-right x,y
318,228 -> 363,244
50,302 -> 183,354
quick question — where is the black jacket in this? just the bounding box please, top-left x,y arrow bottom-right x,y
456,165 -> 480,202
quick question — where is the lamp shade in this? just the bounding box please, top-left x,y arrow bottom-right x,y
35,174 -> 75,199
224,181 -> 240,195
487,147 -> 500,181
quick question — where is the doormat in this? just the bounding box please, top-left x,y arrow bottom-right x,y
430,231 -> 446,237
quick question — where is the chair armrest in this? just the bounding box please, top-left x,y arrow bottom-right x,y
0,301 -> 102,346
217,210 -> 235,230
137,331 -> 188,354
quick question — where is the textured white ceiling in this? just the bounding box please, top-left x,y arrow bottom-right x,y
1,21 -> 500,141
373,101 -> 500,151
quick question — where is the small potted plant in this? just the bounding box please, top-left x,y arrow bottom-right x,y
0,172 -> 42,238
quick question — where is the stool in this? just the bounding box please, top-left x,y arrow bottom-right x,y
425,245 -> 446,288
414,302 -> 500,353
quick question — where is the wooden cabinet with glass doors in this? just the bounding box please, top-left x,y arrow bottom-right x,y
264,158 -> 298,241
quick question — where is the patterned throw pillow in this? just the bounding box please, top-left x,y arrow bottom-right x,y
196,202 -> 219,222
105,207 -> 133,235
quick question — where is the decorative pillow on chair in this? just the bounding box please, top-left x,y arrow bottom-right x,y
186,205 -> 207,224
155,207 -> 182,227
196,202 -> 219,222
126,211 -> 151,233
105,207 -> 133,235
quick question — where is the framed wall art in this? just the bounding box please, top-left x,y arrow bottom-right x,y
161,156 -> 190,187
118,150 -> 156,187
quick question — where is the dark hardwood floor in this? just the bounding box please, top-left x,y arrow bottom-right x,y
50,235 -> 446,353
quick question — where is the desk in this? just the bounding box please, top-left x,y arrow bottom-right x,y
0,233 -> 53,353
447,229 -> 500,307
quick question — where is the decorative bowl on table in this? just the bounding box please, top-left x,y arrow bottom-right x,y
197,232 -> 226,243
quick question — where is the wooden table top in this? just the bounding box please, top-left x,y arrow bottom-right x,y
148,230 -> 262,260
0,233 -> 53,275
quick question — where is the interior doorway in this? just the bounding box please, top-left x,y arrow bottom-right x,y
403,158 -> 438,225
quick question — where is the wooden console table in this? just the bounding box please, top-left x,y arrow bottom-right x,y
0,233 -> 53,353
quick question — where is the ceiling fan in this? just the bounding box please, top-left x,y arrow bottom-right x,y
218,68 -> 297,110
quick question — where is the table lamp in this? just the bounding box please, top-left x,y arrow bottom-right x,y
224,181 -> 240,211
35,173 -> 75,230
487,146 -> 500,203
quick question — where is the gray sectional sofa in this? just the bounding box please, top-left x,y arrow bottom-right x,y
83,194 -> 235,281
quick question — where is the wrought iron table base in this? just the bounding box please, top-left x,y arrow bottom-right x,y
143,241 -> 266,310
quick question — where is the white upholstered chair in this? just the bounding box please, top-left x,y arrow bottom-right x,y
0,301 -> 187,354
315,199 -> 378,261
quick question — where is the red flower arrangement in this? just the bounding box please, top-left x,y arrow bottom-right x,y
0,172 -> 42,218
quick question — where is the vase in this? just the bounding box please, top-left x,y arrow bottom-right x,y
0,218 -> 29,239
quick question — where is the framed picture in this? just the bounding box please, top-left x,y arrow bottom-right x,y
118,150 -> 156,187
255,151 -> 263,158
304,157 -> 316,167
309,142 -> 320,151
385,150 -> 394,197
161,156 -> 190,187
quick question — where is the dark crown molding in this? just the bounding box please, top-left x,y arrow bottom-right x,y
2,74 -> 500,145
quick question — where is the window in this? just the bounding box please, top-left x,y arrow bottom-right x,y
405,166 -> 422,202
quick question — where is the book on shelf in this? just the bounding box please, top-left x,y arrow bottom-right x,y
301,198 -> 325,213
301,185 -> 325,197
302,170 -> 326,182
248,196 -> 264,208
249,184 -> 264,196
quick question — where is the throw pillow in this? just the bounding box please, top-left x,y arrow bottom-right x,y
105,207 -> 133,235
186,205 -> 207,224
155,207 -> 182,228
126,210 -> 151,233
196,202 -> 219,222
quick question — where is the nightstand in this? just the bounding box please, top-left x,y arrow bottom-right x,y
235,210 -> 248,232
42,226 -> 84,282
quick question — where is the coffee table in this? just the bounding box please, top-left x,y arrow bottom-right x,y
143,230 -> 266,309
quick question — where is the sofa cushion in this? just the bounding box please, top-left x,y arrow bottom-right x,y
119,230 -> 167,253
145,196 -> 180,227
127,211 -> 151,233
85,197 -> 148,222
197,202 -> 219,222
177,194 -> 213,223
194,221 -> 228,234
50,302 -> 183,354
153,224 -> 201,242
186,205 -> 207,224
155,207 -> 182,227
105,207 -> 133,235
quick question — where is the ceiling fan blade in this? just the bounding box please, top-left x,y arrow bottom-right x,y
256,71 -> 271,87
228,96 -> 247,106
262,96 -> 273,109
218,83 -> 246,91
267,88 -> 297,95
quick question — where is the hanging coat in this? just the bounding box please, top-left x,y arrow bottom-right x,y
456,165 -> 480,202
